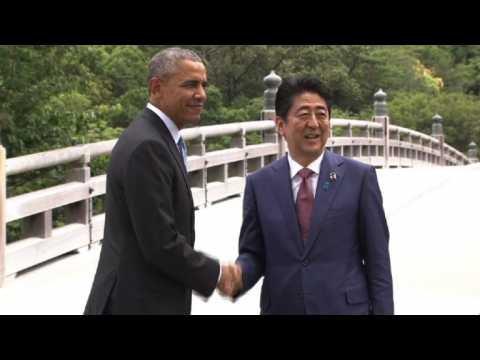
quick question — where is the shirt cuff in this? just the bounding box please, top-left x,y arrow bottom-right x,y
217,263 -> 223,285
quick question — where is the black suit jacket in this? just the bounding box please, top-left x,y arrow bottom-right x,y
84,108 -> 220,315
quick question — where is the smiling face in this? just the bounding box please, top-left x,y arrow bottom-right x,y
277,91 -> 330,167
149,59 -> 208,129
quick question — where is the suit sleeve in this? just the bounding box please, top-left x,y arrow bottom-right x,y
124,141 -> 220,298
359,167 -> 394,315
235,175 -> 266,296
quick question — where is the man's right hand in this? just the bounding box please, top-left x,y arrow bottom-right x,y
217,263 -> 243,298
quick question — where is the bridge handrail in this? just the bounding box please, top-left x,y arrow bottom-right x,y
6,119 -> 471,176
444,142 -> 468,160
2,119 -> 392,176
6,122 -> 279,176
389,124 -> 439,143
331,119 -> 383,129
389,124 -> 469,163
1,118 -> 473,285
6,140 -> 118,177
1,120 -> 283,283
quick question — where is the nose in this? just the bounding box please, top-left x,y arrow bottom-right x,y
195,85 -> 207,102
306,114 -> 320,128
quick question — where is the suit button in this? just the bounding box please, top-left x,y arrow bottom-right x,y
303,259 -> 309,267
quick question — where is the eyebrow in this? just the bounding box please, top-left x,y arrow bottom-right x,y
296,105 -> 328,113
182,79 -> 208,86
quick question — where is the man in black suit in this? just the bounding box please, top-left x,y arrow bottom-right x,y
84,48 -> 236,315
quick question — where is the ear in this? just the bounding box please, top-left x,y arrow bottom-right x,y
276,116 -> 286,137
149,77 -> 164,98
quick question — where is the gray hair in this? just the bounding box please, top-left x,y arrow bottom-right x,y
148,47 -> 203,82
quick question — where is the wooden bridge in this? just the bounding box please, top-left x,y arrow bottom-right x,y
0,72 -> 478,288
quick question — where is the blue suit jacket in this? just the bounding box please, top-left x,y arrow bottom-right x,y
236,151 -> 394,315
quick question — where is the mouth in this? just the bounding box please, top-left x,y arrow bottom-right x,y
304,133 -> 321,140
187,105 -> 204,115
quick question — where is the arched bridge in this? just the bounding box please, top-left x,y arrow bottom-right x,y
0,72 -> 478,314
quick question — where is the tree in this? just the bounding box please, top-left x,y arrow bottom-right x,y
389,91 -> 480,152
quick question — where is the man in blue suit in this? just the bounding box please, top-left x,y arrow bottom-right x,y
226,76 -> 394,315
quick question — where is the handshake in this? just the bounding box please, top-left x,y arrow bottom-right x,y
217,262 -> 243,299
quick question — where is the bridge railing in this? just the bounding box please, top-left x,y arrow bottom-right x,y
387,124 -> 470,167
326,119 -> 471,167
0,117 -> 472,285
0,72 -> 477,286
0,121 -> 281,284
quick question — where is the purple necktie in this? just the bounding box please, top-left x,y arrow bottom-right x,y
296,168 -> 315,241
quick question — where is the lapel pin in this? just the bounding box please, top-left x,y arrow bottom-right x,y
329,171 -> 337,183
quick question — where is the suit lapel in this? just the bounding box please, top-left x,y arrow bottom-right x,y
303,151 -> 345,258
270,156 -> 304,255
144,108 -> 192,199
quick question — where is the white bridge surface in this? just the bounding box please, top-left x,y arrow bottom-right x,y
1,164 -> 479,315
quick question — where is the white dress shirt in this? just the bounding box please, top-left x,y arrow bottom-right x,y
147,103 -> 181,144
288,152 -> 325,202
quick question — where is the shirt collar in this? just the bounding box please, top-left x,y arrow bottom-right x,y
147,103 -> 181,144
288,151 -> 324,179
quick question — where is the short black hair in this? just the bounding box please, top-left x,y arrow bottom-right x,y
275,76 -> 331,120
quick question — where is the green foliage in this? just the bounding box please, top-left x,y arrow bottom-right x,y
1,44 -> 478,158
332,108 -> 363,120
246,131 -> 263,145
389,91 -> 480,152
202,85 -> 262,126
102,46 -> 147,97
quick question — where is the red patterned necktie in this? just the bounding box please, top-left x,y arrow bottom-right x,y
296,168 -> 315,241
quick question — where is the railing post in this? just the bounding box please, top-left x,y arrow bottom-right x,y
188,134 -> 206,157
432,114 -> 445,166
65,149 -> 92,248
22,210 -> 52,239
365,125 -> 371,163
231,128 -> 246,149
0,140 -> 6,287
407,133 -> 413,167
231,128 -> 247,179
396,129 -> 401,167
261,70 -> 282,121
468,141 -> 478,163
262,71 -> 283,158
373,89 -> 390,168
188,133 -> 207,207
